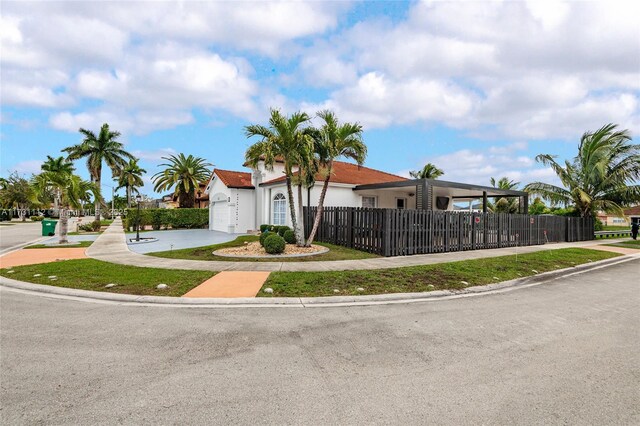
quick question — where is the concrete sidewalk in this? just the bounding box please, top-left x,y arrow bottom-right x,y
87,218 -> 631,272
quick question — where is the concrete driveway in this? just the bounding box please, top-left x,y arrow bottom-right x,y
125,228 -> 244,253
1,259 -> 638,424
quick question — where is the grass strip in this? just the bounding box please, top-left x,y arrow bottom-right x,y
25,241 -> 94,249
604,240 -> 640,249
0,259 -> 214,297
148,235 -> 380,262
259,248 -> 620,297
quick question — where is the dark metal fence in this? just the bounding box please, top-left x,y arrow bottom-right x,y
304,207 -> 594,256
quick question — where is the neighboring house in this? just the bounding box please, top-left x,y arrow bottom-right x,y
204,158 -> 529,234
596,211 -> 629,226
624,205 -> 640,225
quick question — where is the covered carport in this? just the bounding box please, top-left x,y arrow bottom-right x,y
353,178 -> 529,213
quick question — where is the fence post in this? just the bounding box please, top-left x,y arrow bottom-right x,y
383,209 -> 391,257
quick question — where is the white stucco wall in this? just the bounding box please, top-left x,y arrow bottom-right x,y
233,188 -> 255,233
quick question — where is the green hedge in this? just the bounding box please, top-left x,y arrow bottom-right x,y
124,208 -> 208,230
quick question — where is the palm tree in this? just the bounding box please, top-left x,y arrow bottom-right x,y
245,109 -> 314,245
32,170 -> 100,243
116,159 -> 147,207
525,123 -> 640,218
41,156 -> 75,213
152,154 -> 211,208
409,163 -> 444,179
489,177 -> 521,213
305,110 -> 366,246
63,123 -> 134,221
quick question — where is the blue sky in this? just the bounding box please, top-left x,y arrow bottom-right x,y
1,0 -> 638,198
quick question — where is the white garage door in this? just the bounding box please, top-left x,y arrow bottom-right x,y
211,201 -> 229,232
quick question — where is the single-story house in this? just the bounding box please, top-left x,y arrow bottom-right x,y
203,158 -> 529,234
623,205 -> 640,225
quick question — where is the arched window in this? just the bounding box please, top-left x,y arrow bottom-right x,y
273,193 -> 286,225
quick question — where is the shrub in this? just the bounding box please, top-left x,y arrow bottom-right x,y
79,220 -> 101,232
594,218 -> 604,231
124,208 -> 208,230
260,224 -> 270,233
259,230 -> 271,247
283,229 -> 296,244
30,215 -> 44,221
263,234 -> 285,254
277,226 -> 290,237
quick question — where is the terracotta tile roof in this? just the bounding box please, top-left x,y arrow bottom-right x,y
624,205 -> 640,215
260,160 -> 408,186
214,169 -> 254,189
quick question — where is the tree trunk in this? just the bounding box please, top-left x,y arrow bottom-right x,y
305,166 -> 332,246
127,186 -> 131,208
285,176 -> 298,234
59,208 -> 68,244
94,175 -> 101,222
295,183 -> 305,246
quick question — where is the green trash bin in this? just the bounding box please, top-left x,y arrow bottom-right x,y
42,219 -> 58,236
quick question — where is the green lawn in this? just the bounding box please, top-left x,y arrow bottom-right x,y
604,239 -> 640,249
259,248 -> 620,297
0,259 -> 214,297
25,241 -> 93,249
148,235 -> 380,262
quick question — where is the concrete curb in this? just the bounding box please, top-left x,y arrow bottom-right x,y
1,253 -> 638,308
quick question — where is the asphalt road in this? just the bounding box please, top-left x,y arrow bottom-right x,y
0,221 -> 43,253
1,259 -> 639,425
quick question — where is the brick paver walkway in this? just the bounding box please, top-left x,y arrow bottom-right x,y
0,248 -> 88,269
182,271 -> 271,298
87,219 -> 633,272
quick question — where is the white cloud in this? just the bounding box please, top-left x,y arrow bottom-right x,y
303,72 -> 476,129
49,109 -> 194,136
131,148 -> 178,162
297,1 -> 640,139
9,160 -> 42,176
401,143 -> 561,188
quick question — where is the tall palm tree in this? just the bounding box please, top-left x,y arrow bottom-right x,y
525,123 -> 640,218
32,171 -> 100,244
63,123 -> 134,221
41,155 -> 75,214
245,109 -> 314,245
305,110 -> 366,246
152,154 -> 211,208
489,177 -> 521,213
116,159 -> 147,207
409,163 -> 444,179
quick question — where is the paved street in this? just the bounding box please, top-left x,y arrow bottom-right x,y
0,222 -> 43,253
1,259 -> 638,424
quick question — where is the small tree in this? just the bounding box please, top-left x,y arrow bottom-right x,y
245,109 -> 314,245
525,123 -> 640,218
152,154 -> 211,208
409,163 -> 444,179
0,172 -> 36,221
32,171 -> 100,243
116,159 -> 146,207
489,177 -> 520,213
305,110 -> 366,246
64,123 -> 134,221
